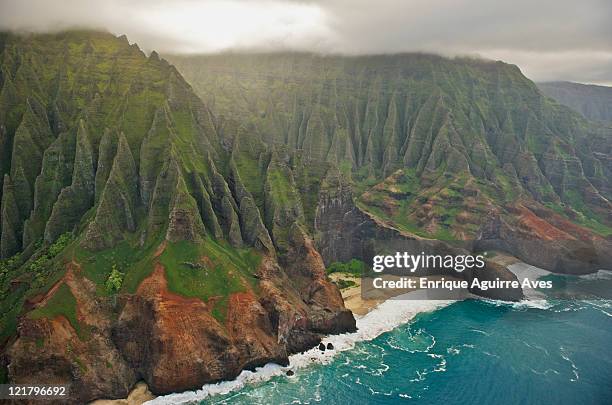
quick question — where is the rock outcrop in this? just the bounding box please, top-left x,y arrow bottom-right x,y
7,265 -> 137,404
112,264 -> 285,395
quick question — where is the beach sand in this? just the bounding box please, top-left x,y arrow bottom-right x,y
328,273 -> 382,315
329,272 -> 467,315
90,382 -> 154,405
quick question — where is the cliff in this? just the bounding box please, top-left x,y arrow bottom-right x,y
0,31 -> 355,403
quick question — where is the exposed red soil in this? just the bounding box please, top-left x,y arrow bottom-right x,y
516,205 -> 575,240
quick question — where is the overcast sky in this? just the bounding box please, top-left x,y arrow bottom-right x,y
1,0 -> 611,85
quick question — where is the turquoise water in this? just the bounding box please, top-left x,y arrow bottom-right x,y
201,299 -> 611,404
155,274 -> 612,405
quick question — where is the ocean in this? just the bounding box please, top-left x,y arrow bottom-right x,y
150,272 -> 612,405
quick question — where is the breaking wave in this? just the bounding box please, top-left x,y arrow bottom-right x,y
147,291 -> 454,404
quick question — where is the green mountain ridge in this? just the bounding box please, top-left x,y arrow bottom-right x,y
168,52 -> 611,240
538,81 -> 612,123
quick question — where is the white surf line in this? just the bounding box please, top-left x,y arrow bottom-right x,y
146,291 -> 455,405
579,269 -> 612,280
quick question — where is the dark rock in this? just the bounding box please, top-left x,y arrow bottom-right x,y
318,343 -> 326,352
326,343 -> 334,350
466,260 -> 524,301
286,370 -> 294,376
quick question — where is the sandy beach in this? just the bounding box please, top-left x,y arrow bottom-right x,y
329,272 -> 469,315
89,382 -> 154,405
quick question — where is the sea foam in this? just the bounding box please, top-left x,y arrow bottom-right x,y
146,291 -> 453,405
473,261 -> 554,310
579,269 -> 612,280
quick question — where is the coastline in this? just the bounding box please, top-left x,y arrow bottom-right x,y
328,273 -> 382,315
91,282 -> 454,404
145,291 -> 460,404
99,256 -> 541,405
329,273 -> 469,315
96,262 -> 612,405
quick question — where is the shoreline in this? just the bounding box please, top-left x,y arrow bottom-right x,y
329,272 -> 469,315
99,255 -> 548,405
146,291 -> 460,404
94,283 -> 457,405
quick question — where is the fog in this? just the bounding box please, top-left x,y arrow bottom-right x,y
1,0 -> 610,84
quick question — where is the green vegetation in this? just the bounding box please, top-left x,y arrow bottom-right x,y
0,31 -> 610,368
545,201 -> 612,237
26,233 -> 73,278
333,278 -> 357,290
0,233 -> 74,342
0,253 -> 22,283
326,259 -> 367,276
75,238 -> 155,296
160,240 -> 258,298
156,240 -> 260,322
48,233 -> 73,257
170,52 -> 611,243
29,283 -> 89,340
105,264 -> 124,293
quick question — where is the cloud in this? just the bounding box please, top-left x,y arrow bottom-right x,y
1,0 -> 611,84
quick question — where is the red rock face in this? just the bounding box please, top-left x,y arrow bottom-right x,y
6,264 -> 137,404
5,238 -> 356,402
113,263 -> 288,394
110,240 -> 355,396
515,205 -> 577,240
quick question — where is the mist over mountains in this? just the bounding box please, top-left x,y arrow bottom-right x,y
1,0 -> 611,84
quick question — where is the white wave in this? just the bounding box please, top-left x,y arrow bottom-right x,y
579,269 -> 612,280
510,299 -> 553,310
447,347 -> 460,355
480,297 -> 553,310
560,347 -> 580,382
587,301 -> 612,317
522,341 -> 550,357
481,350 -> 500,359
447,343 -> 475,355
146,291 -> 454,405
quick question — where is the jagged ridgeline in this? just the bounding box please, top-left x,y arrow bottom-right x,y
169,53 -> 611,239
0,31 -> 354,400
0,30 -> 227,257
